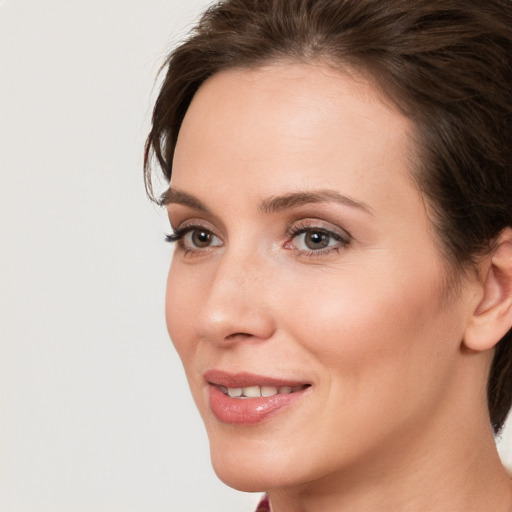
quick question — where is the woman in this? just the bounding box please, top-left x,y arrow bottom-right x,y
145,0 -> 512,510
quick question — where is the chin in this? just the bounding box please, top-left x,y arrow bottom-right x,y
207,430 -> 319,493
212,463 -> 270,493
205,433 -> 283,491
207,437 -> 274,491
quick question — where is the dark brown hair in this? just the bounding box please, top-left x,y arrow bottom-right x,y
145,0 -> 512,433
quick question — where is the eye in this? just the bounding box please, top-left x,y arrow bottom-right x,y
286,223 -> 350,255
165,225 -> 223,252
184,228 -> 219,248
294,230 -> 337,250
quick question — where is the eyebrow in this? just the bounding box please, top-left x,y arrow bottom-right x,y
160,188 -> 209,211
259,190 -> 374,215
161,187 -> 373,215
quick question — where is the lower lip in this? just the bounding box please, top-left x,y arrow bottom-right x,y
208,385 -> 309,425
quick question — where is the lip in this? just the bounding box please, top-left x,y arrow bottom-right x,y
204,369 -> 309,388
204,370 -> 311,425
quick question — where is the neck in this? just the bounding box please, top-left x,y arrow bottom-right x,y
268,416 -> 512,512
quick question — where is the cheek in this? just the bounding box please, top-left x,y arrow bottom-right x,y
272,262 -> 462,458
278,260 -> 456,392
165,261 -> 198,362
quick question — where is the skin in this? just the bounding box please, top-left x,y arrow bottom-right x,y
164,62 -> 512,511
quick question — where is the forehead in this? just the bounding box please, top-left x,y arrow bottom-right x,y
172,61 -> 420,217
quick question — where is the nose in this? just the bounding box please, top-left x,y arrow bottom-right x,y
196,250 -> 276,347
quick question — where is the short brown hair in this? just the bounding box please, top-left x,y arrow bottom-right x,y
145,0 -> 512,433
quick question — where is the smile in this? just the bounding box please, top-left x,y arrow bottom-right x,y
219,384 -> 308,398
204,370 -> 312,425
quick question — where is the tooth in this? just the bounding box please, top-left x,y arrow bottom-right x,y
227,387 -> 242,397
278,386 -> 292,394
291,386 -> 304,393
261,386 -> 278,397
242,386 -> 261,398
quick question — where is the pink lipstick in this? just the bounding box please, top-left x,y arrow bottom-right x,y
204,370 -> 311,425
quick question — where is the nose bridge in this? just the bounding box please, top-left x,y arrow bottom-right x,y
198,244 -> 275,344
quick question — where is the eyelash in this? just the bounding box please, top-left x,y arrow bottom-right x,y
165,222 -> 351,257
164,228 -> 191,245
285,223 -> 351,257
164,225 -> 219,256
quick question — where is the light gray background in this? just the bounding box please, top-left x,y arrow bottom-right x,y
1,1 -> 510,511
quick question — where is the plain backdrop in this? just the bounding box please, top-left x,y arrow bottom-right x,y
0,1 -> 510,511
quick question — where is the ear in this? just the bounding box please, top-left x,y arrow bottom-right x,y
464,228 -> 512,352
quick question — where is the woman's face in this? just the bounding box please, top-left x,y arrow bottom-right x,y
165,62 -> 475,492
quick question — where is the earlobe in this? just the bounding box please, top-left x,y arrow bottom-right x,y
464,228 -> 512,352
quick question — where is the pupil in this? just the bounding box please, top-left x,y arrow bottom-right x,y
193,230 -> 211,247
306,231 -> 328,250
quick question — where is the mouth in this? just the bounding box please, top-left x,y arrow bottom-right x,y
204,370 -> 312,425
218,384 -> 309,398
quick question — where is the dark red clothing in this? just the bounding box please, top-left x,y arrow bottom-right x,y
255,494 -> 270,511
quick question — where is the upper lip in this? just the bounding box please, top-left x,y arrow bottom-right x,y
204,369 -> 310,388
